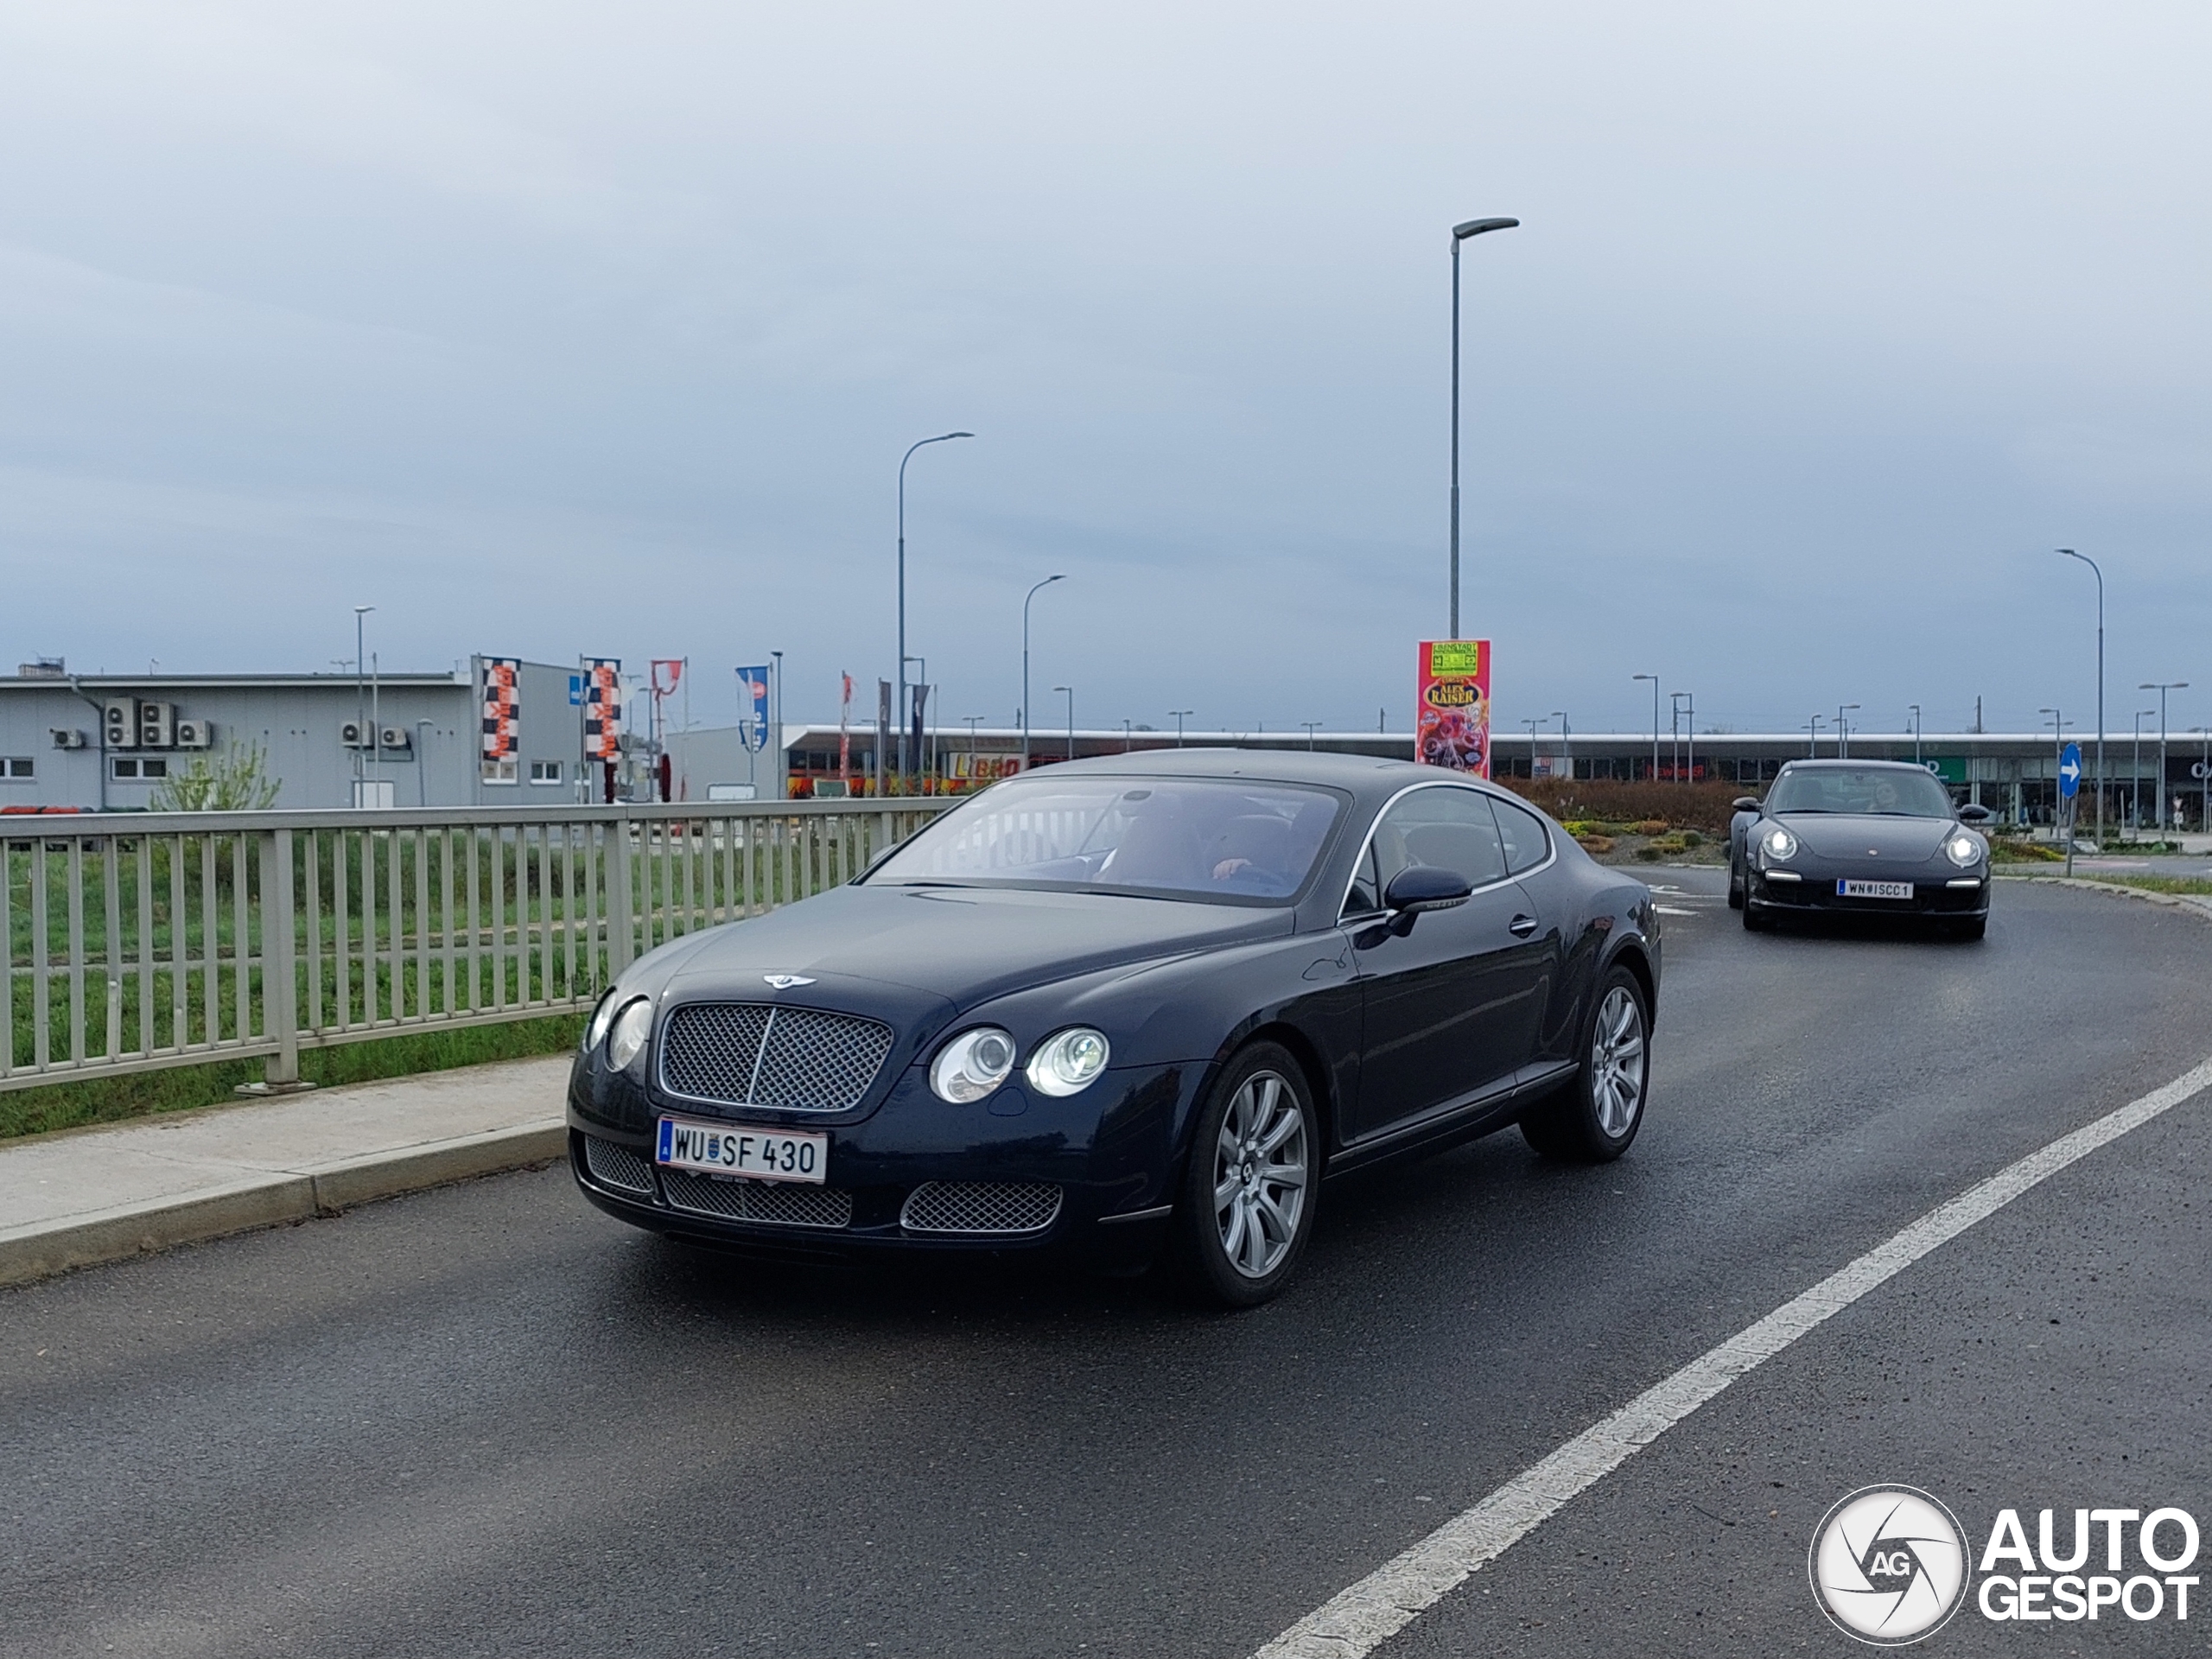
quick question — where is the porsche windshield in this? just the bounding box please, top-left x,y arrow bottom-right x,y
870,779 -> 1343,902
1765,767 -> 1955,817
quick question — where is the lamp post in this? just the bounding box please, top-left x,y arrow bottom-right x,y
1669,691 -> 1689,780
2039,706 -> 2069,836
1054,686 -> 1074,762
352,606 -> 373,803
1447,215 -> 1520,640
1806,714 -> 1823,758
2132,709 -> 2155,837
1632,673 -> 1660,780
1551,709 -> 1571,779
414,718 -> 432,806
1522,715 -> 1545,777
1020,573 -> 1065,772
1836,703 -> 1859,760
2057,550 -> 2105,849
1171,709 -> 1193,748
2141,681 -> 2189,835
1909,704 -> 1922,766
1122,718 -> 1133,753
2194,727 -> 2210,836
896,431 -> 973,783
1300,721 -> 1321,751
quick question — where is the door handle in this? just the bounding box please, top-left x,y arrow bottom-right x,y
1509,913 -> 1538,938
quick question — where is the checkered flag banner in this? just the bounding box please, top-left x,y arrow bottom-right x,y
480,657 -> 520,760
583,658 -> 622,760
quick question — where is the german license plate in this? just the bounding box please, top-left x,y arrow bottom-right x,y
655,1116 -> 827,1184
1837,879 -> 1914,900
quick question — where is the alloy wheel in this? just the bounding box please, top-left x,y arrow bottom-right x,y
1591,986 -> 1646,1137
1211,1070 -> 1308,1279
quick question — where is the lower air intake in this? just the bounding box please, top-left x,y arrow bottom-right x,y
660,1169 -> 854,1230
900,1181 -> 1064,1236
582,1135 -> 655,1195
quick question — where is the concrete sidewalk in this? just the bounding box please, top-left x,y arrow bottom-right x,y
0,1054 -> 571,1288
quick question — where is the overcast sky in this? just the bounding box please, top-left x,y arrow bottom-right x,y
3,3 -> 2207,741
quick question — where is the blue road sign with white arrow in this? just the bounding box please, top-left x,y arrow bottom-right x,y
2059,742 -> 2082,799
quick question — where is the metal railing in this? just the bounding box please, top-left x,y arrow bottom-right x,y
1,799 -> 952,1092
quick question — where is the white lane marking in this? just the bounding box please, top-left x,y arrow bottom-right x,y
1654,906 -> 1695,916
1254,1052 -> 2212,1659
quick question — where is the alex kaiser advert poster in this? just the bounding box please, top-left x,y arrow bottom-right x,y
1417,639 -> 1491,778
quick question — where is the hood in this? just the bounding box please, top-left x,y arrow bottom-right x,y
1775,813 -> 1957,861
664,881 -> 1290,1012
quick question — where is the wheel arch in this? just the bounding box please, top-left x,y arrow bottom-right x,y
1605,939 -> 1658,1033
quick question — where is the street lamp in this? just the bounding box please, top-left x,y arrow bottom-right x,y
1300,721 -> 1321,751
1550,709 -> 1571,779
2057,550 -> 2105,849
1909,704 -> 1922,766
1806,714 -> 1823,758
1669,691 -> 1689,780
1020,573 -> 1065,772
2141,681 -> 2189,835
2193,727 -> 2210,836
1448,214 -> 1520,640
2132,709 -> 2156,836
1672,691 -> 1696,781
1054,686 -> 1074,763
1171,709 -> 1194,747
1522,715 -> 1546,778
2039,707 -> 2070,834
897,430 -> 973,782
1632,674 -> 1660,779
414,718 -> 432,807
1836,703 -> 1859,760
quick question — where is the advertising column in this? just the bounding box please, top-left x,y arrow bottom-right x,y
1416,639 -> 1492,778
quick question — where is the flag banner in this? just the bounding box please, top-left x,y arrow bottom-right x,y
737,665 -> 771,753
1417,639 -> 1491,777
651,658 -> 683,695
583,658 -> 622,760
480,657 -> 521,760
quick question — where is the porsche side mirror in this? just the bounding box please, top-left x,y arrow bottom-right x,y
1957,804 -> 1993,825
1732,796 -> 1761,813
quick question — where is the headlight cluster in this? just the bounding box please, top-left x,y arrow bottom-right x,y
930,1025 -> 1110,1103
605,997 -> 653,1073
1944,832 -> 1985,868
1761,826 -> 1799,861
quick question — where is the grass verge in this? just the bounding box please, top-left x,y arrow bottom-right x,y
2072,874 -> 2212,897
0,1013 -> 583,1142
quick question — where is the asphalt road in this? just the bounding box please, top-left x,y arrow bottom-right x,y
5,874 -> 2210,1658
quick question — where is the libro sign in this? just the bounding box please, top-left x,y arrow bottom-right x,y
1417,640 -> 1491,778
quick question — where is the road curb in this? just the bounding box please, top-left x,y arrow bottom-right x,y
2006,874 -> 2212,925
0,1120 -> 566,1290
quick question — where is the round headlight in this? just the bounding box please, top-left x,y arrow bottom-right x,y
584,989 -> 621,1053
1026,1027 -> 1110,1097
605,996 -> 653,1073
1762,826 -> 1799,861
1945,832 -> 1984,868
931,1027 -> 1017,1103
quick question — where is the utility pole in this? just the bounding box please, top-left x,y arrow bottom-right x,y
1447,215 -> 1520,639
2058,550 -> 2106,849
1171,709 -> 1193,748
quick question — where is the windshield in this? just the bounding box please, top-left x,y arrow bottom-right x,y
1765,767 -> 1955,817
869,778 -> 1344,902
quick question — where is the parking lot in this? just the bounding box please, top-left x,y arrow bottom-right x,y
4,873 -> 2209,1657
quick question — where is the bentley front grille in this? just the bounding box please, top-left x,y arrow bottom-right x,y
659,1169 -> 855,1230
658,1003 -> 893,1113
900,1181 -> 1065,1236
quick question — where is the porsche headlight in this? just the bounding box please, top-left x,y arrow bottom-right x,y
604,996 -> 653,1073
931,1027 -> 1017,1103
1762,826 -> 1799,861
1945,832 -> 1984,868
1026,1027 -> 1110,1097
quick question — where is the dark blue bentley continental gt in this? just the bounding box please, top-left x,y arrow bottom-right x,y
567,751 -> 1662,1305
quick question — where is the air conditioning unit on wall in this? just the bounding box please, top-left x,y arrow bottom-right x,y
50,728 -> 88,750
174,719 -> 214,749
378,726 -> 411,751
340,721 -> 370,747
104,699 -> 137,749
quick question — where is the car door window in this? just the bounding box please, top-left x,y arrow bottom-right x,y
1341,839 -> 1383,918
1370,786 -> 1509,897
1489,795 -> 1552,875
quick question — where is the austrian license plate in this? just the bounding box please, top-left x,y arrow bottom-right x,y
655,1116 -> 827,1184
1837,879 -> 1914,900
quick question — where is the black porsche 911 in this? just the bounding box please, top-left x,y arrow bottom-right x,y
567,750 -> 1661,1305
1728,759 -> 1994,938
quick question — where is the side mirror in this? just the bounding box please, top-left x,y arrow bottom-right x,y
1957,804 -> 1992,825
1732,796 -> 1761,813
1377,866 -> 1473,936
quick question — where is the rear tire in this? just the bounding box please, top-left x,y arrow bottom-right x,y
1169,1042 -> 1319,1308
1521,967 -> 1649,1163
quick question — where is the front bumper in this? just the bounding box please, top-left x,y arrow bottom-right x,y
566,1058 -> 1203,1265
1750,866 -> 1989,918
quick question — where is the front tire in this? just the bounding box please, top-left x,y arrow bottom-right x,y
1170,1042 -> 1318,1307
1522,967 -> 1649,1163
1726,859 -> 1745,909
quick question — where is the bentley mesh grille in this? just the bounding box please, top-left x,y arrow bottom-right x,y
581,1135 -> 655,1195
658,1003 -> 893,1113
660,1169 -> 855,1230
900,1181 -> 1064,1236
